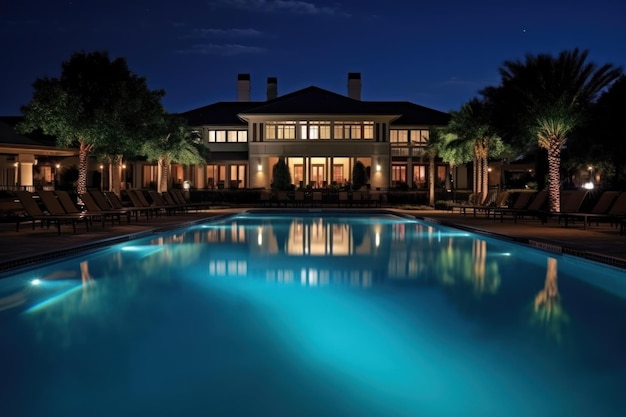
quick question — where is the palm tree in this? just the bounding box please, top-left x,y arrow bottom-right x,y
445,98 -> 506,200
141,115 -> 207,193
484,49 -> 622,212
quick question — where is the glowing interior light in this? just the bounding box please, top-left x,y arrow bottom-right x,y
257,228 -> 263,246
31,279 -> 41,286
375,232 -> 380,247
376,164 -> 381,172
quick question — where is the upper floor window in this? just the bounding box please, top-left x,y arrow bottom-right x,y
208,130 -> 247,143
300,121 -> 331,140
265,121 -> 296,140
391,129 -> 428,146
265,120 -> 374,140
333,121 -> 374,140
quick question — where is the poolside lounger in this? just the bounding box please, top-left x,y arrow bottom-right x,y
147,190 -> 184,215
14,190 -> 90,235
79,192 -> 127,225
492,190 -> 547,223
104,191 -> 153,221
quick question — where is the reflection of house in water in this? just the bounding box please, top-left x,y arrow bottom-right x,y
188,217 -> 391,287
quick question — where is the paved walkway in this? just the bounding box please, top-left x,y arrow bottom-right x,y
1,207 -> 625,273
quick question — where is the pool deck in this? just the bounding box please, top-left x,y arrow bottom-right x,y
1,206 -> 626,273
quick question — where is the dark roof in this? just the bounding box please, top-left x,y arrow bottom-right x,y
371,101 -> 451,126
239,86 -> 398,116
179,102 -> 262,126
0,116 -> 57,147
179,86 -> 450,126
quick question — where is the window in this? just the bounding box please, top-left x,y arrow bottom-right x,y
208,130 -> 227,143
390,130 -> 409,144
411,129 -> 429,145
311,164 -> 324,188
227,131 -> 237,143
265,121 -> 296,140
333,165 -> 344,184
237,131 -> 247,142
392,165 -> 407,183
230,164 -> 247,188
293,164 -> 304,186
333,121 -> 374,140
413,165 -> 426,188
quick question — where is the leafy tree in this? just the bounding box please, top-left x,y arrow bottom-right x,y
141,114 -> 208,192
18,50 -> 165,197
439,131 -> 473,202
272,157 -> 292,191
352,161 -> 368,190
482,49 -> 622,211
422,128 -> 446,206
445,98 -> 508,198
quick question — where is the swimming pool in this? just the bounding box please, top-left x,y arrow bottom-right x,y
1,211 -> 625,417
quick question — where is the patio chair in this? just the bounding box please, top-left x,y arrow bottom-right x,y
104,191 -> 152,221
13,190 -> 90,235
170,189 -> 210,211
148,190 -> 182,215
490,191 -> 534,220
126,190 -> 164,217
89,190 -> 137,223
452,190 -> 503,217
338,191 -> 349,207
554,190 -> 619,229
572,191 -> 626,233
79,192 -> 126,226
492,190 -> 547,223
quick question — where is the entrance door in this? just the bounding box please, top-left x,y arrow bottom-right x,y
311,164 -> 324,188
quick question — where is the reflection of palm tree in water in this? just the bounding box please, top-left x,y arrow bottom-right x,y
80,260 -> 94,303
532,257 -> 569,342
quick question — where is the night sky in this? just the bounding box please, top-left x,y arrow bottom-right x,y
1,0 -> 624,116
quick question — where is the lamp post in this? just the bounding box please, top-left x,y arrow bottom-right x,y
54,163 -> 60,189
584,165 -> 594,190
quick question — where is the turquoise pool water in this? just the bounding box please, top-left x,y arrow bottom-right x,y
1,212 -> 626,417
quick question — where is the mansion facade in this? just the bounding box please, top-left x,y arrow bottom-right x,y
1,73 -> 467,193
178,73 -> 455,191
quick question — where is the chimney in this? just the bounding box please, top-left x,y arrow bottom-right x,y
237,73 -> 251,102
348,72 -> 361,100
267,77 -> 278,100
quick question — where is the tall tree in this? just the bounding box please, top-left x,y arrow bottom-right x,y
482,49 -> 622,211
352,161 -> 368,190
18,50 -> 165,197
141,114 -> 208,192
272,157 -> 292,191
445,98 -> 507,199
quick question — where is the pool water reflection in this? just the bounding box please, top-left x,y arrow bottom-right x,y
1,212 -> 626,417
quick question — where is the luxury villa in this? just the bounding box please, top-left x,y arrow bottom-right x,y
1,73 -> 474,193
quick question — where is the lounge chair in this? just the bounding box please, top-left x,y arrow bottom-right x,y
490,191 -> 534,220
13,190 -> 90,234
568,191 -> 626,233
148,190 -> 182,215
39,190 -> 101,227
453,190 -> 506,217
104,191 -> 153,220
551,190 -> 618,229
338,191 -> 349,207
493,190 -> 548,223
126,190 -> 164,217
79,192 -> 127,225
170,189 -> 210,211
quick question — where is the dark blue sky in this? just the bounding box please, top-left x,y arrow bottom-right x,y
1,0 -> 624,115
